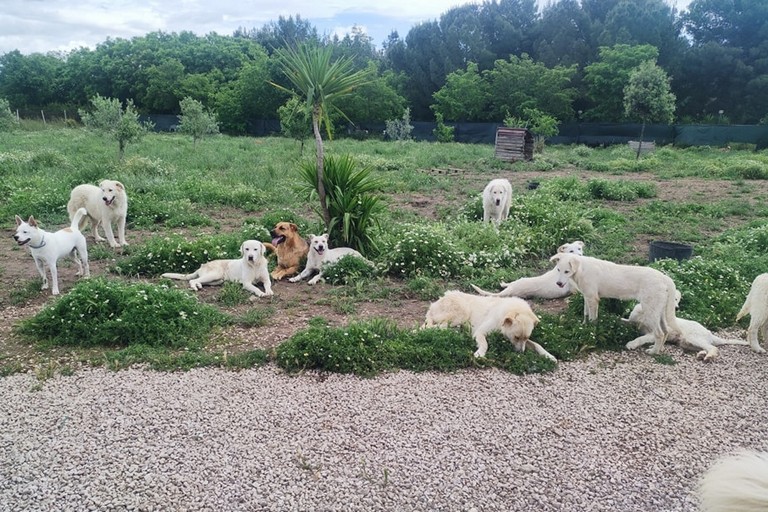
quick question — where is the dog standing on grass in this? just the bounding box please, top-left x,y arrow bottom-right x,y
13,208 -> 90,295
482,178 -> 512,225
67,179 -> 129,248
422,290 -> 554,361
162,240 -> 273,298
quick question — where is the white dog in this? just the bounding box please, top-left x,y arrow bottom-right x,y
736,273 -> 768,353
550,253 -> 680,355
623,291 -> 747,362
698,450 -> 768,512
482,178 -> 512,225
13,208 -> 90,295
162,240 -> 273,297
422,290 -> 554,360
471,241 -> 585,298
289,234 -> 369,286
67,179 -> 129,248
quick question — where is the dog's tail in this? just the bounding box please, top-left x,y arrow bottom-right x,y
161,272 -> 200,281
736,296 -> 751,322
470,284 -> 496,296
70,207 -> 88,232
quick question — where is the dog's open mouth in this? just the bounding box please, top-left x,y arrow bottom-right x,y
272,235 -> 286,246
314,246 -> 326,255
16,238 -> 29,246
103,197 -> 114,206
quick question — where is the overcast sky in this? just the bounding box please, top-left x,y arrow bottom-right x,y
2,0 -> 692,56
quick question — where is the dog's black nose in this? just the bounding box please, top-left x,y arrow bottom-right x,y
495,199 -> 501,205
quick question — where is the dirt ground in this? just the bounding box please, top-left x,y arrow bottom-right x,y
2,169 -> 766,370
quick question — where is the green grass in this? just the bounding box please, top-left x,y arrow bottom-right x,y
3,128 -> 768,376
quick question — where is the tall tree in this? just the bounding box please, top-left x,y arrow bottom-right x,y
623,60 -> 675,157
271,43 -> 369,228
431,62 -> 490,122
583,44 -> 659,121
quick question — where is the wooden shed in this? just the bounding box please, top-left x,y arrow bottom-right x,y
494,127 -> 534,162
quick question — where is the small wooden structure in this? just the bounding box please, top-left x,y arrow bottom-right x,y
494,127 -> 534,162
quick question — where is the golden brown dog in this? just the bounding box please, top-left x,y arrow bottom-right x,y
263,222 -> 309,280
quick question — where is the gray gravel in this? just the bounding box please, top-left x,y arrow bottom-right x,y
1,347 -> 767,512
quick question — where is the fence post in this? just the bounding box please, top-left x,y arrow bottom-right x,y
41,110 -> 46,124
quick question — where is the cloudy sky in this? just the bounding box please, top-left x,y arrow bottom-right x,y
2,0 -> 692,56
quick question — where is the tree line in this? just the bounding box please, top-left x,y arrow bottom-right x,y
1,0 -> 766,134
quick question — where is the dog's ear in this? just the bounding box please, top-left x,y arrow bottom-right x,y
502,312 -> 519,327
290,223 -> 298,232
573,241 -> 585,249
569,256 -> 581,274
115,181 -> 125,191
15,215 -> 23,226
239,242 -> 245,255
550,254 -> 562,263
28,216 -> 37,227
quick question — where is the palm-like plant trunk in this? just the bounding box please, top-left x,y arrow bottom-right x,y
312,105 -> 331,228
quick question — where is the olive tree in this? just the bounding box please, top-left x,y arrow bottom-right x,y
0,98 -> 18,131
79,95 -> 153,159
623,60 -> 675,159
177,96 -> 219,147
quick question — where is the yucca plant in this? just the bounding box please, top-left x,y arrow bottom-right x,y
299,154 -> 384,254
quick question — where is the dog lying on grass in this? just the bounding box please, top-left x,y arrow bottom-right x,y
550,252 -> 680,355
263,222 -> 309,280
471,240 -> 585,298
736,273 -> 768,353
622,291 -> 747,362
14,208 -> 90,295
289,234 -> 369,286
422,290 -> 554,360
162,240 -> 273,298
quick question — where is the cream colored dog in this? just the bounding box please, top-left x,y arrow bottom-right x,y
13,208 -> 90,295
471,240 -> 585,298
289,234 -> 368,286
422,290 -> 554,360
698,450 -> 768,512
550,253 -> 680,355
482,178 -> 512,225
162,240 -> 272,297
623,291 -> 747,362
736,273 -> 768,353
67,179 -> 129,248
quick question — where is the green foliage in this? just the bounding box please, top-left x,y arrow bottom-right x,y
384,107 -> 414,141
431,61 -> 489,122
79,95 -> 153,158
178,96 -> 220,146
320,255 -> 377,285
277,95 -> 312,143
381,223 -> 465,278
299,154 -> 385,254
623,60 -> 676,124
432,112 -> 455,143
16,278 -> 227,348
0,98 -> 18,131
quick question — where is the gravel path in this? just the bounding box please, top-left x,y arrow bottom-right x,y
1,347 -> 767,512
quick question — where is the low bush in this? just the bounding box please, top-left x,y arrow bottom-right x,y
321,255 -> 377,285
16,277 -> 228,348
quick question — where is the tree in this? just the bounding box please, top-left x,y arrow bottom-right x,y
623,60 -> 675,158
583,44 -> 659,121
0,98 -> 19,131
431,62 -> 490,122
79,95 -> 153,159
277,95 -> 312,152
177,97 -> 219,147
271,43 -> 369,228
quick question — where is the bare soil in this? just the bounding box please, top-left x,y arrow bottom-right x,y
2,169 -> 766,370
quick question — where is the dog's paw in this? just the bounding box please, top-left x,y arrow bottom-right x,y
288,277 -> 300,283
644,347 -> 660,355
473,350 -> 486,358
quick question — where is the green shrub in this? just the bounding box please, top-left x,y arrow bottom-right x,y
539,177 -> 590,201
381,223 -> 464,278
16,278 -> 228,348
723,160 -> 768,180
128,194 -> 212,228
321,254 -> 376,285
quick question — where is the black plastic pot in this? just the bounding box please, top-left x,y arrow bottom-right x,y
649,241 -> 693,262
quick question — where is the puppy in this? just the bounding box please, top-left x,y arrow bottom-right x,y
482,178 -> 512,225
623,291 -> 748,362
13,208 -> 90,295
162,240 -> 273,298
698,450 -> 768,512
422,291 -> 554,360
67,179 -> 129,248
550,253 -> 680,355
263,222 -> 309,280
736,273 -> 768,353
471,240 -> 585,298
289,233 -> 369,286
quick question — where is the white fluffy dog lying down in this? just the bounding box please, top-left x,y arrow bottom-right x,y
698,450 -> 768,512
623,291 -> 747,362
422,290 -> 555,361
550,253 -> 680,355
736,273 -> 768,353
471,240 -> 585,298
